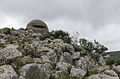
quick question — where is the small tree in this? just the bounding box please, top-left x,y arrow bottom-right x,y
93,40 -> 108,54
79,38 -> 108,54
79,38 -> 94,52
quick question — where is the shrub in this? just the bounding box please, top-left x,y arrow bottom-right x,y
19,27 -> 25,30
87,70 -> 99,76
106,57 -> 120,66
40,33 -> 51,40
79,38 -> 108,54
5,57 -> 26,69
90,53 -> 100,64
50,30 -> 72,43
79,38 -> 94,52
0,27 -> 15,35
93,40 -> 108,54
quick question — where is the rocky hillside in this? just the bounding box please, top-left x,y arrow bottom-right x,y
0,19 -> 120,79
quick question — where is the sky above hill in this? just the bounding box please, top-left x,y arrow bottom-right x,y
0,0 -> 120,51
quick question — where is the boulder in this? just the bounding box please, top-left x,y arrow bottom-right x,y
76,56 -> 96,71
93,66 -> 110,73
103,70 -> 118,77
19,63 -> 52,79
70,67 -> 86,78
54,62 -> 72,77
26,19 -> 49,34
0,44 -> 22,63
0,65 -> 18,79
72,44 -> 82,52
55,62 -> 72,71
60,52 -> 73,65
72,52 -> 80,60
98,54 -> 106,66
41,55 -> 52,63
113,65 -> 120,77
88,74 -> 119,79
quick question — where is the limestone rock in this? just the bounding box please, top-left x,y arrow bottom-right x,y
19,63 -> 52,79
54,62 -> 72,77
103,70 -> 118,77
76,56 -> 96,70
0,44 -> 22,63
60,52 -> 73,65
113,65 -> 120,77
72,52 -> 80,60
72,44 -> 82,52
55,62 -> 72,71
0,65 -> 18,79
41,55 -> 51,63
70,67 -> 86,78
93,66 -> 110,73
88,74 -> 119,79
98,54 -> 106,66
26,19 -> 49,34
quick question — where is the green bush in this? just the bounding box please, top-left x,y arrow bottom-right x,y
90,53 -> 100,63
5,57 -> 26,69
79,38 -> 94,52
87,70 -> 99,76
50,30 -> 72,43
0,28 -> 15,35
40,33 -> 51,40
106,57 -> 120,66
79,38 -> 108,54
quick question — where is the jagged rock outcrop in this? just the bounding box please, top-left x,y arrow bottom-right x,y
0,21 -> 119,79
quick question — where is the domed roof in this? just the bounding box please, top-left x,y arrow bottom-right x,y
26,19 -> 48,29
26,19 -> 49,34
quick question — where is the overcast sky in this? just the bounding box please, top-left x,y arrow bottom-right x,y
0,0 -> 120,51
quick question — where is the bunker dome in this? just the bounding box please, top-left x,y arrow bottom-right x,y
26,19 -> 49,34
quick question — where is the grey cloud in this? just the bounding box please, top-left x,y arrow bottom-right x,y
0,0 -> 120,51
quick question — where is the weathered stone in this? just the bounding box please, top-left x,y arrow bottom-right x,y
26,19 -> 49,34
41,55 -> 51,63
72,52 -> 80,60
113,65 -> 120,77
55,62 -> 72,71
103,70 -> 118,77
18,76 -> 25,79
88,74 -> 119,79
51,39 -> 74,54
60,52 -> 73,65
19,63 -> 52,79
76,56 -> 96,71
0,44 -> 22,63
54,70 -> 69,78
54,62 -> 72,77
72,44 -> 82,52
98,54 -> 106,66
0,65 -> 18,79
70,67 -> 86,78
93,66 -> 110,73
